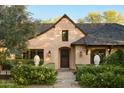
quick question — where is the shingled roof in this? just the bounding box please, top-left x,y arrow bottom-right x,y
29,14 -> 124,46
30,22 -> 124,46
72,23 -> 124,46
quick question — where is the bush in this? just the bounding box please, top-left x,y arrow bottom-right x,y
25,59 -> 44,66
103,49 -> 124,66
11,64 -> 56,85
76,64 -> 124,87
44,63 -> 55,69
76,64 -> 119,81
79,73 -> 97,87
0,59 -> 44,70
2,60 -> 16,70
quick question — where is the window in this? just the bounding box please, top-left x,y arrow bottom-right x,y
62,30 -> 68,41
23,50 -> 29,59
30,49 -> 36,59
23,49 -> 44,60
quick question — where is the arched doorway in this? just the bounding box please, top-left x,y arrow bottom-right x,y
59,47 -> 70,68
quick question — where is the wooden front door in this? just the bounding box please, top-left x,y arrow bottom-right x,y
91,49 -> 106,64
60,48 -> 69,68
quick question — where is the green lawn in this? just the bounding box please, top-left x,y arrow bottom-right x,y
0,79 -> 25,88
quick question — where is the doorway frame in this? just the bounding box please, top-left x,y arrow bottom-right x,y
59,47 -> 70,68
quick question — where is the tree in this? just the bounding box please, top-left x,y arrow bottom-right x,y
41,16 -> 60,23
103,10 -> 118,23
77,18 -> 84,24
0,5 -> 35,56
84,12 -> 102,23
78,10 -> 124,25
117,13 -> 124,24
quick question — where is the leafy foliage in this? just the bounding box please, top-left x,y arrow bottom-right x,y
103,10 -> 118,23
85,12 -> 102,23
11,64 -> 56,85
0,59 -> 44,70
0,6 -> 35,56
41,16 -> 60,23
76,64 -> 124,87
103,49 -> 124,66
78,10 -> 124,24
77,18 -> 84,24
0,51 -> 6,65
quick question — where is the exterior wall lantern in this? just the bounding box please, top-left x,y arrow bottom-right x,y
108,48 -> 111,54
47,51 -> 51,57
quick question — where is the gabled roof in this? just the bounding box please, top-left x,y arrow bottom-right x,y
28,14 -> 124,46
29,14 -> 87,39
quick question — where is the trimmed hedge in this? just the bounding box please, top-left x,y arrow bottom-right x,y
11,64 -> 56,85
76,64 -> 124,88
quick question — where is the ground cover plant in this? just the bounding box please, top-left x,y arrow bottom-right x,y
0,80 -> 24,88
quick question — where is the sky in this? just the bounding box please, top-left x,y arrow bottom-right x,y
27,5 -> 124,21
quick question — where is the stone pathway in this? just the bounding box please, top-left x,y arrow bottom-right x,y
53,69 -> 80,88
28,69 -> 80,88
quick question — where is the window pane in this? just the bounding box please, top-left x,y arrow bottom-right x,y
23,51 -> 29,59
23,49 -> 44,60
62,30 -> 68,41
30,49 -> 36,59
37,49 -> 44,60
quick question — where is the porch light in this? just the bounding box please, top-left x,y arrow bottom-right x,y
108,48 -> 111,54
48,51 -> 51,57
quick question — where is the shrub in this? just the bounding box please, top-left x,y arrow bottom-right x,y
79,73 -> 97,87
25,59 -> 34,65
96,72 -> 115,88
76,64 -> 124,87
39,59 -> 44,66
76,64 -> 119,81
11,64 -> 56,85
2,60 -> 16,70
0,59 -> 44,70
103,49 -> 124,66
44,63 -> 55,69
25,59 -> 44,66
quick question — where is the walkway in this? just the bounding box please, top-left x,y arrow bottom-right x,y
53,69 -> 80,88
